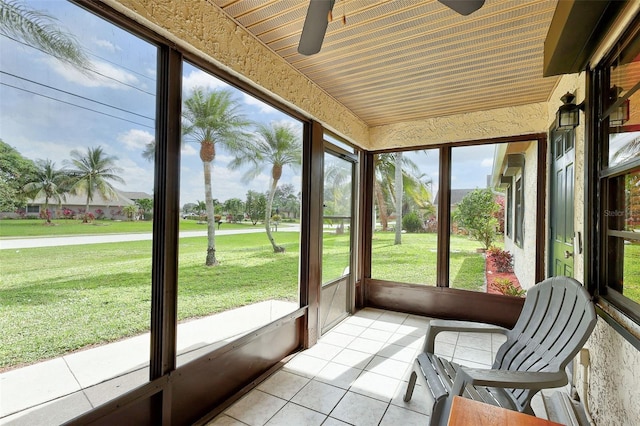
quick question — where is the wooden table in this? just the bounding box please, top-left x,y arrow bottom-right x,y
447,396 -> 564,426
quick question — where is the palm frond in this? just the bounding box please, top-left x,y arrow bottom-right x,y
0,0 -> 92,71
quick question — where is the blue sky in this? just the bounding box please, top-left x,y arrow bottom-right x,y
0,1 -> 495,209
0,0 -> 302,208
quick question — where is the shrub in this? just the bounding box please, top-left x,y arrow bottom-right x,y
487,246 -> 513,272
493,278 -> 526,297
452,188 -> 499,249
402,211 -> 423,233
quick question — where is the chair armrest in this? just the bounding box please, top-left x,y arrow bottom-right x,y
450,368 -> 568,396
424,319 -> 509,353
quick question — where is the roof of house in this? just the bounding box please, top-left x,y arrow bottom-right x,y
433,189 -> 477,206
120,191 -> 152,201
29,189 -> 135,207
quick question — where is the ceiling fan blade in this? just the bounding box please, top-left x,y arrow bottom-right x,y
438,0 -> 485,16
298,0 -> 336,55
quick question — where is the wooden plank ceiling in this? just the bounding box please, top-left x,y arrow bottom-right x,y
212,0 -> 561,127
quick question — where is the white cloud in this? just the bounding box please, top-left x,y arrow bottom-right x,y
182,70 -> 227,94
243,93 -> 278,114
92,38 -> 121,53
481,157 -> 493,168
117,157 -> 154,193
181,144 -> 198,156
46,57 -> 139,89
117,129 -> 154,151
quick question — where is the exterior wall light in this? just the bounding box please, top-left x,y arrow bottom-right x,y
609,85 -> 630,126
556,92 -> 584,131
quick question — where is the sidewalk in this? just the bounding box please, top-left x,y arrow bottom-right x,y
0,225 -> 301,250
0,300 -> 297,425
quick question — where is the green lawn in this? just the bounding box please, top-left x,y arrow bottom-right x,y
371,231 -> 486,290
0,227 -> 487,369
624,242 -> 640,303
0,231 -> 301,369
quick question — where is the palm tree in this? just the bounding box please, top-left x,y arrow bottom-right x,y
374,152 -> 432,232
142,140 -> 155,162
612,135 -> 640,164
22,159 -> 68,223
0,0 -> 91,71
394,152 -> 403,244
65,146 -> 124,223
182,87 -> 252,266
231,123 -> 301,253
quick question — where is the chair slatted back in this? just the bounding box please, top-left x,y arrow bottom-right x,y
491,276 -> 596,410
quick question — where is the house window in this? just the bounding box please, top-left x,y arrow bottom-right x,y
26,205 -> 39,214
515,177 -> 524,247
596,19 -> 640,322
506,188 -> 513,238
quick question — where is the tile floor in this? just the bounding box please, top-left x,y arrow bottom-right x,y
205,308 -> 511,426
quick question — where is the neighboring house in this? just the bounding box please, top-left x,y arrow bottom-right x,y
25,189 -> 136,220
119,191 -> 152,203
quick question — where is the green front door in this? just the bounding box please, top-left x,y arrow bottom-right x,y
550,129 -> 575,277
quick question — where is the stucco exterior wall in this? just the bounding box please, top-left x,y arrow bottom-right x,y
551,74 -> 640,426
369,103 -> 549,149
503,143 -> 538,290
105,0 -> 370,148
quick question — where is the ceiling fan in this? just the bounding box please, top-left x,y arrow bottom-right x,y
298,0 -> 486,55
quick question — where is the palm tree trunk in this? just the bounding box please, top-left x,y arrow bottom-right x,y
84,196 -> 90,223
265,178 -> 285,253
394,152 -> 403,245
374,180 -> 388,231
44,196 -> 51,223
203,160 -> 218,266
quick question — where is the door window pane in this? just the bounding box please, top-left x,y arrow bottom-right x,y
323,152 -> 353,283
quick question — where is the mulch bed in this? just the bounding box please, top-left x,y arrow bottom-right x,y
485,252 -> 522,295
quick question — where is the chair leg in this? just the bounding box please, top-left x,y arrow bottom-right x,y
404,370 -> 417,401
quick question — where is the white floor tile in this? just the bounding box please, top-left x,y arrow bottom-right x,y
359,327 -> 393,343
379,404 -> 430,426
457,331 -> 493,351
377,343 -> 418,363
345,337 -> 385,355
391,379 -> 434,415
363,356 -> 411,380
352,308 -> 384,320
225,390 -> 286,426
315,361 -> 363,389
206,414 -> 248,425
332,348 -> 373,369
452,346 -> 493,366
350,371 -> 401,402
257,370 -> 310,400
322,417 -> 351,426
329,391 -> 388,426
265,402 -> 326,426
282,354 -> 329,378
302,342 -> 343,361
319,331 -> 356,348
332,323 -> 366,337
291,380 -> 346,414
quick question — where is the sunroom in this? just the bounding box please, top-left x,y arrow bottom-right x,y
0,0 -> 638,425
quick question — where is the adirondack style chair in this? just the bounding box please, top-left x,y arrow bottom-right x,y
404,276 -> 597,426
